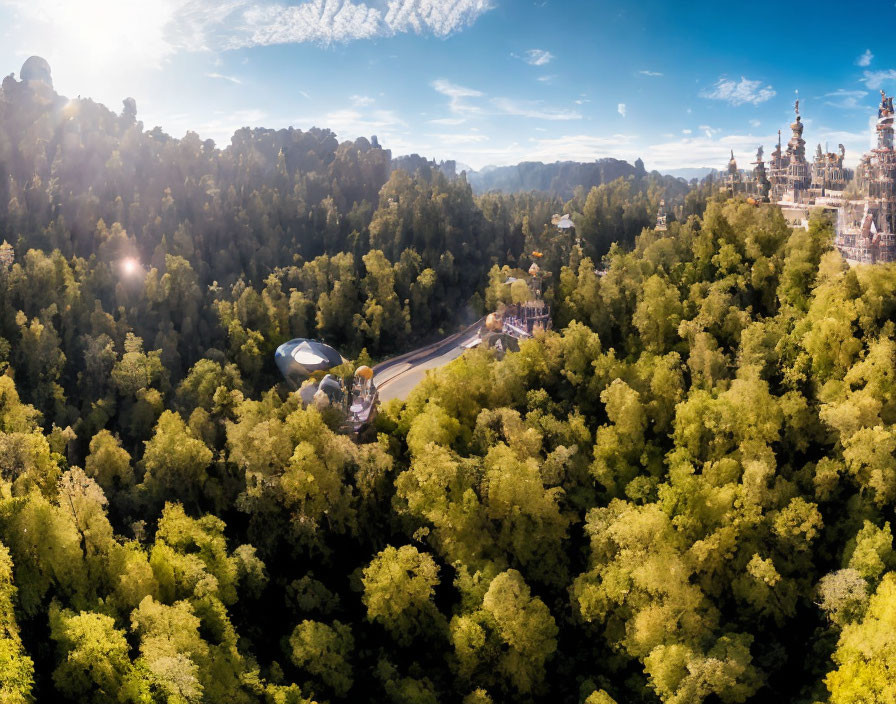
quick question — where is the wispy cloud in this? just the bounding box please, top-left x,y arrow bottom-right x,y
749,119 -> 760,127
206,72 -> 241,84
385,0 -> 493,36
824,88 -> 868,109
617,103 -> 626,117
350,94 -> 374,107
857,49 -> 873,67
517,48 -> 554,66
432,79 -> 483,115
536,75 -> 557,83
524,134 -> 637,161
289,104 -> 410,149
431,83 -> 580,121
492,97 -> 581,121
233,1 -> 382,46
226,0 -> 495,47
426,132 -> 489,144
638,70 -> 663,77
862,69 -> 896,90
428,116 -> 467,126
700,76 -> 775,105
3,0 -> 496,65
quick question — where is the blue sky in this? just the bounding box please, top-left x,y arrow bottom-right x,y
1,0 -> 894,171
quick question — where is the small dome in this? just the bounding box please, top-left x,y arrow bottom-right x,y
20,56 -> 52,88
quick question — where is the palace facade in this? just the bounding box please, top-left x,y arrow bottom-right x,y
722,93 -> 896,263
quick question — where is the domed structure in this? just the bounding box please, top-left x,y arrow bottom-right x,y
274,338 -> 344,387
20,56 -> 52,88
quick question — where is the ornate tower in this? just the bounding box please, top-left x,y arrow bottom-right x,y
725,150 -> 743,194
785,100 -> 810,196
877,90 -> 895,151
752,146 -> 771,202
768,130 -> 788,201
835,91 -> 896,263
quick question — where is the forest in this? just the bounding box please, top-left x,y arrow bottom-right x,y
0,66 -> 891,704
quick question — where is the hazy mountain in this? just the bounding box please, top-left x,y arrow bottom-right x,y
463,158 -> 647,197
391,153 -> 458,179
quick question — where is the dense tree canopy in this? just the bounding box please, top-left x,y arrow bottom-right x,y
1,66 -> 892,704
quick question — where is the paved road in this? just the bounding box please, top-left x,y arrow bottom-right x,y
373,320 -> 484,402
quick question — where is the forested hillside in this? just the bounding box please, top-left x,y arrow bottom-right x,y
0,66 -> 887,704
466,158 -> 693,199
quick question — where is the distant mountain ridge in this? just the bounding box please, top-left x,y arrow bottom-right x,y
463,158 -> 647,197
388,155 -> 654,198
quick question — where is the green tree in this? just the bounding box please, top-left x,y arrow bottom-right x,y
362,545 -> 442,645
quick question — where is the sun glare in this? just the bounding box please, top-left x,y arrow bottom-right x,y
121,257 -> 139,276
28,0 -> 174,75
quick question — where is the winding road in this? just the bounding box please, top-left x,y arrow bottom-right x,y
372,318 -> 485,402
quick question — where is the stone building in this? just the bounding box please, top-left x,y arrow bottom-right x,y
810,144 -> 849,196
752,146 -> 771,202
724,150 -> 745,195
767,130 -> 788,202
783,101 -> 811,197
728,100 -> 855,235
835,91 -> 896,263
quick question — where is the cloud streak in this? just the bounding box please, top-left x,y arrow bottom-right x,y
700,76 -> 775,105
857,49 -> 873,67
518,48 -> 554,66
862,69 -> 896,90
206,72 -> 241,84
492,97 -> 581,120
432,80 -> 581,121
432,79 -> 484,115
824,88 -> 868,110
227,0 -> 494,47
1,0 -> 495,63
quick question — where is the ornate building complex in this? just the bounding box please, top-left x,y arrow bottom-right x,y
722,93 -> 896,263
